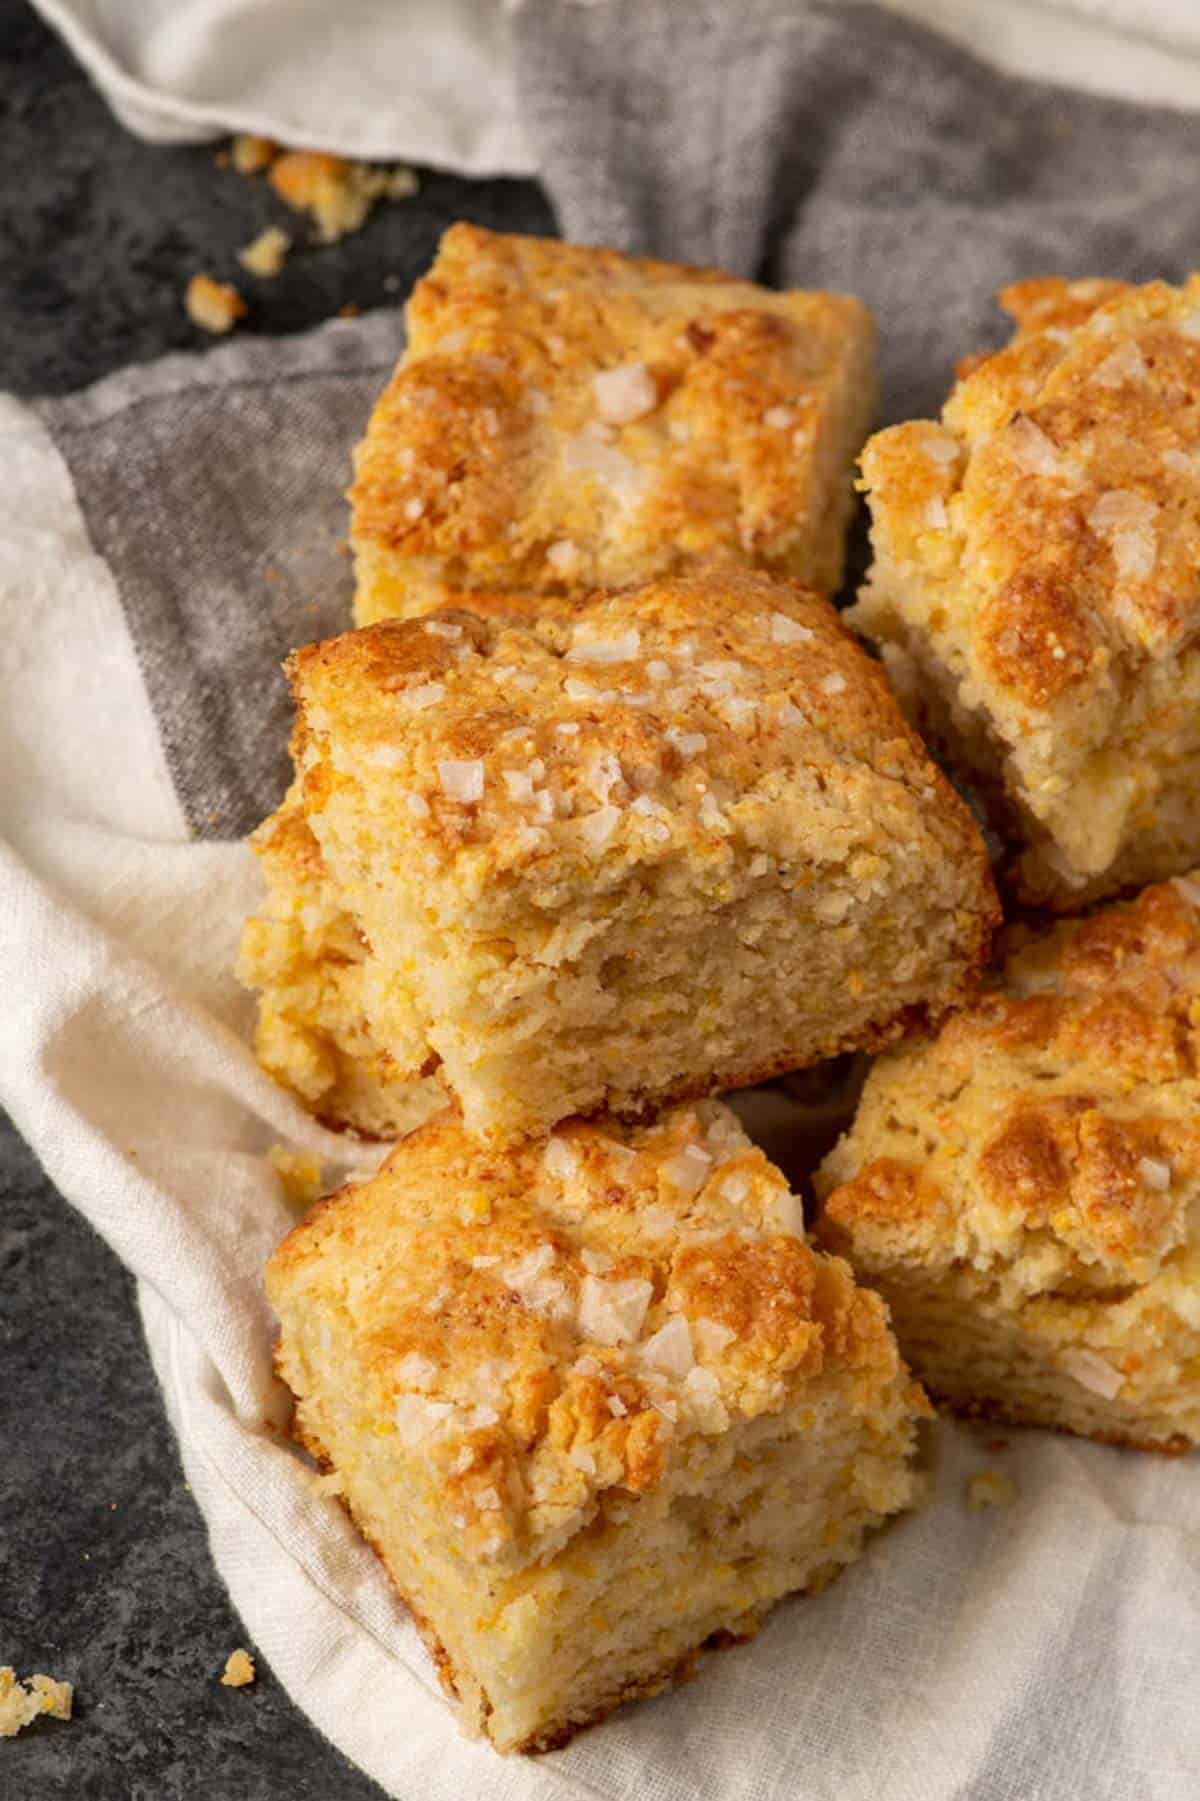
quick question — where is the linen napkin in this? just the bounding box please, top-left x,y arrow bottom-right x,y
6,6 -> 1200,1798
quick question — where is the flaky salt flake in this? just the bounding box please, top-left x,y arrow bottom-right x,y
693,1317 -> 737,1357
821,673 -> 847,696
1138,1156 -> 1171,1192
405,791 -> 430,819
720,1172 -> 749,1205
765,1186 -> 806,1239
770,612 -> 815,645
1179,310 -> 1200,340
438,759 -> 484,803
570,628 -> 641,664
1092,341 -> 1147,387
607,1394 -> 628,1417
394,1394 -> 457,1445
395,1352 -> 438,1389
564,677 -> 611,703
1163,448 -> 1196,474
544,1136 -> 579,1181
404,497 -> 425,521
579,1274 -> 653,1345
404,681 -> 445,710
919,428 -> 959,466
778,699 -> 807,727
423,620 -> 462,640
698,659 -> 743,681
1061,1348 -> 1123,1399
1007,414 -> 1061,477
593,362 -> 658,425
646,658 -> 672,681
585,750 -> 624,802
698,791 -> 728,832
1087,490 -> 1158,581
580,804 -> 621,852
663,1143 -> 712,1194
640,1314 -> 694,1379
556,721 -> 580,736
546,539 -> 583,575
503,769 -> 535,802
719,696 -> 758,730
666,728 -> 707,757
581,1247 -> 614,1274
924,496 -> 948,529
763,405 -> 795,428
366,745 -> 405,770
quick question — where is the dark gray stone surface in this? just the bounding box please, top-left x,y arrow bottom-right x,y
0,5 -> 552,1795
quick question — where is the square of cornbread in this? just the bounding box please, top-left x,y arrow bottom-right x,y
278,565 -> 998,1142
852,274 -> 1200,909
349,223 -> 876,624
236,792 -> 447,1138
817,875 -> 1200,1454
267,1100 -> 928,1752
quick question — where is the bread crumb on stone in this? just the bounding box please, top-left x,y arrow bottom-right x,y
966,1470 -> 1018,1511
268,150 -> 419,244
185,274 -> 247,336
0,1667 -> 73,1737
220,1649 -> 256,1688
238,227 -> 291,279
231,134 -> 278,175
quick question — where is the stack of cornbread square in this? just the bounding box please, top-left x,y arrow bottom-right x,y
244,226 -> 1004,1751
818,273 -> 1200,1460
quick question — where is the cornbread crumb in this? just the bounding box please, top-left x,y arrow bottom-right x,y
0,1667 -> 73,1737
268,1146 -> 324,1212
265,566 -> 997,1141
185,273 -> 247,336
818,874 -> 1200,1453
238,227 -> 291,279
268,150 -> 418,244
854,274 -> 1200,908
220,1649 -> 256,1688
231,133 -> 278,174
966,1470 -> 1017,1511
350,222 -> 876,623
268,1101 -> 928,1751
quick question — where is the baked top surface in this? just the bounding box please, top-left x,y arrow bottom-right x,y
268,1100 -> 907,1570
290,565 -> 991,892
349,222 -> 874,588
858,274 -> 1200,715
819,876 -> 1200,1291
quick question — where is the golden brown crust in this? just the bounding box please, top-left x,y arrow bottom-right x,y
272,565 -> 997,1138
820,876 -> 1200,1284
349,223 -> 876,620
854,274 -> 1200,907
269,1101 -> 906,1566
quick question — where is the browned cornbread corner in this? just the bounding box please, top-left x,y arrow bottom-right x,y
852,274 -> 1200,910
815,874 -> 1200,1454
349,223 -> 877,624
267,1100 -> 929,1752
252,564 -> 997,1143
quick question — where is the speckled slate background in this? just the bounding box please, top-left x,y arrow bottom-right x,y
0,5 -> 551,1795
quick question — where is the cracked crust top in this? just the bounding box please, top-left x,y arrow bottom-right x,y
818,875 -> 1200,1293
268,1100 -> 909,1572
288,564 -> 997,904
349,223 -> 876,619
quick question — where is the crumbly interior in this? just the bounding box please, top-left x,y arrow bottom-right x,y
286,567 -> 996,1140
853,274 -> 1200,908
350,223 -> 876,623
236,792 -> 446,1138
817,875 -> 1200,1451
267,1101 -> 926,1751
